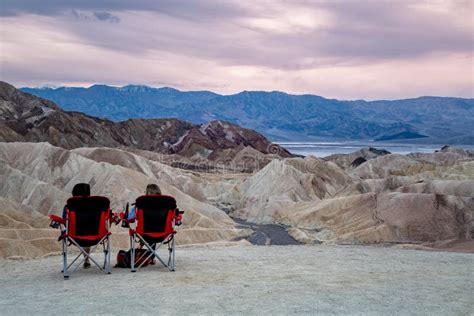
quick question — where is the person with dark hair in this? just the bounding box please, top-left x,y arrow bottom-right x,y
61,183 -> 92,269
62,183 -> 91,218
71,183 -> 90,197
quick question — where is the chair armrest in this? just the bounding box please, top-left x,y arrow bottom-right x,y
174,209 -> 184,226
49,215 -> 66,225
110,212 -> 121,225
119,212 -> 135,224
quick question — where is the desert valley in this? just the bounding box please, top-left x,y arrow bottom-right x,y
1,81 -> 473,257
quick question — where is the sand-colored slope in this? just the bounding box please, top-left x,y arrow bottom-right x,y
416,160 -> 474,180
0,142 -> 250,257
0,198 -> 58,258
324,147 -> 390,169
408,152 -> 472,165
286,192 -> 473,244
351,152 -> 474,180
233,157 -> 352,223
351,154 -> 426,179
1,142 -> 473,256
397,180 -> 474,197
336,177 -> 474,199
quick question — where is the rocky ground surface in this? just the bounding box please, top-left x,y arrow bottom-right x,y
0,244 -> 472,315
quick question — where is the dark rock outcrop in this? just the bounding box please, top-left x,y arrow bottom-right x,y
351,157 -> 367,168
170,121 -> 292,158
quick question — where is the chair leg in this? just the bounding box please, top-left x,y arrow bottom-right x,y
170,237 -> 175,272
103,239 -> 111,274
103,242 -> 106,269
107,238 -> 111,274
130,235 -> 136,272
62,239 -> 69,279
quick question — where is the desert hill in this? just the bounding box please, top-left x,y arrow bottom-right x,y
0,142 -> 251,257
1,141 -> 473,257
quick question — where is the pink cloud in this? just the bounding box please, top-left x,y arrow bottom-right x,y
0,0 -> 472,99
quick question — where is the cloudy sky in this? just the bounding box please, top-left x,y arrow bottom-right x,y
0,0 -> 473,99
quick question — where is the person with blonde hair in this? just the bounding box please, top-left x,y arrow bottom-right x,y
125,184 -> 162,264
127,184 -> 161,221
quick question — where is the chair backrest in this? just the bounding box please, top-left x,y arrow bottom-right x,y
135,195 -> 177,235
66,196 -> 110,239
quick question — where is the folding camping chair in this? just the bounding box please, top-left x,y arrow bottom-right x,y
49,196 -> 114,279
124,195 -> 183,272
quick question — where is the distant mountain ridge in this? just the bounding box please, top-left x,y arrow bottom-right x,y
21,84 -> 474,144
0,81 -> 292,159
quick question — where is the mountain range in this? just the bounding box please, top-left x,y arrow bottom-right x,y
0,81 -> 291,160
21,84 -> 474,144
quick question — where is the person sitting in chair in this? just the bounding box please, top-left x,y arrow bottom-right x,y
62,183 -> 92,269
127,184 -> 162,264
127,183 -> 162,221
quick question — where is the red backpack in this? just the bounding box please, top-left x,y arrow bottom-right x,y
115,249 -> 153,268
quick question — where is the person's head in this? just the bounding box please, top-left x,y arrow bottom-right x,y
145,184 -> 161,195
72,183 -> 91,197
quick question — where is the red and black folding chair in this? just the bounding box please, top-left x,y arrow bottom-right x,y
49,196 -> 115,279
123,195 -> 183,272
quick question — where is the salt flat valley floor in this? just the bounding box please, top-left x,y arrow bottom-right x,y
0,244 -> 472,315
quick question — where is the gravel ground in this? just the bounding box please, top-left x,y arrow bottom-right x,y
233,218 -> 300,245
0,244 -> 473,315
